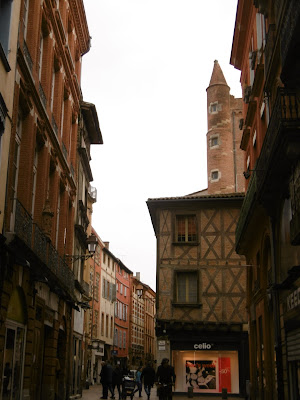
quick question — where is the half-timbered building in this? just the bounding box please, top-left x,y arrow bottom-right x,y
147,61 -> 249,397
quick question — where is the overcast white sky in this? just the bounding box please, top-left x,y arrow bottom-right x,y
81,0 -> 242,291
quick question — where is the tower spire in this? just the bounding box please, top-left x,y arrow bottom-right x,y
208,60 -> 229,88
206,60 -> 244,194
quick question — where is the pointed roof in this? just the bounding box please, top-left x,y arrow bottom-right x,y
208,60 -> 229,88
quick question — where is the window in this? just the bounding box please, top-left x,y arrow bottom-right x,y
175,271 -> 198,304
22,0 -> 29,39
176,215 -> 197,243
114,328 -> 118,347
31,146 -> 38,217
101,313 -> 104,336
38,33 -> 44,81
209,102 -> 219,114
0,0 -> 13,56
211,170 -> 219,181
253,130 -> 257,147
210,136 -> 219,147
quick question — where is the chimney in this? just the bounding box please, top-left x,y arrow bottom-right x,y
104,241 -> 109,249
136,272 -> 141,281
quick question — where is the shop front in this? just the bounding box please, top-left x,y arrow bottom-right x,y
284,283 -> 300,399
170,332 -> 248,396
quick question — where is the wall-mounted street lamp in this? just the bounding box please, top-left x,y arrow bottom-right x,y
136,283 -> 156,304
65,234 -> 98,262
136,283 -> 144,298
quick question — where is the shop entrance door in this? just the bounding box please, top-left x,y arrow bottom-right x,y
1,322 -> 26,400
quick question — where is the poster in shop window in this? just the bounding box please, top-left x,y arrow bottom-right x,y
218,357 -> 231,393
186,360 -> 216,390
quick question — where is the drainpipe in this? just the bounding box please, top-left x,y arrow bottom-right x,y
232,111 -> 238,192
269,216 -> 284,399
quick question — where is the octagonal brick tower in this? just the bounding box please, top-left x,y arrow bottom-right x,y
206,60 -> 244,194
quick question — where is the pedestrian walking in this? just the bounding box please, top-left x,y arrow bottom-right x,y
100,360 -> 114,399
112,364 -> 123,399
155,358 -> 176,400
133,367 -> 142,397
141,362 -> 155,400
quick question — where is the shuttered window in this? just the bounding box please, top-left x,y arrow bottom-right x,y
176,215 -> 197,243
175,271 -> 198,303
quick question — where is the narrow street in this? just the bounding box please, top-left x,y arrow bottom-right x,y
81,384 -> 246,400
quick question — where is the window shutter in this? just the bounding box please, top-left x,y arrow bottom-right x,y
112,283 -> 116,302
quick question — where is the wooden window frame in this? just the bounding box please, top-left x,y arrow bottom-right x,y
174,214 -> 198,244
173,270 -> 201,307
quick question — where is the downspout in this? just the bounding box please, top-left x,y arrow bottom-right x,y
232,111 -> 238,192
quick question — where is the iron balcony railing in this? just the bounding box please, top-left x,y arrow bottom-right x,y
12,198 -> 75,295
256,88 -> 299,195
235,172 -> 257,252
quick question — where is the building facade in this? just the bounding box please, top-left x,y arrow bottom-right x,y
0,0 -> 21,236
99,243 -> 117,363
88,230 -> 105,385
142,284 -> 156,365
0,0 -> 98,398
231,0 -> 300,399
129,272 -> 156,369
114,259 -> 132,367
147,62 -> 249,396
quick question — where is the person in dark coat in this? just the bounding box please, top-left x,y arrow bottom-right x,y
112,364 -> 123,399
155,358 -> 176,400
100,361 -> 114,399
141,362 -> 156,400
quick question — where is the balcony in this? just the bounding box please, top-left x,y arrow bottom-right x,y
7,199 -> 75,298
235,172 -> 257,253
256,88 -> 300,204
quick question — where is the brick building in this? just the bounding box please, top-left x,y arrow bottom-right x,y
99,243 -> 117,362
147,61 -> 249,396
231,0 -> 300,398
114,259 -> 133,367
0,0 -> 21,236
0,0 -> 100,398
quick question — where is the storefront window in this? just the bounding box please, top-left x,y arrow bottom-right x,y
173,349 -> 239,394
1,323 -> 25,400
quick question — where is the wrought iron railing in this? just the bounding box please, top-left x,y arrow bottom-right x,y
12,199 -> 75,295
256,88 -> 299,191
236,172 -> 257,251
39,82 -> 47,109
62,141 -> 68,160
52,115 -> 58,137
23,41 -> 33,71
70,163 -> 75,178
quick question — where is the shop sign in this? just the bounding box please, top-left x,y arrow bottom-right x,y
194,343 -> 212,350
287,287 -> 300,311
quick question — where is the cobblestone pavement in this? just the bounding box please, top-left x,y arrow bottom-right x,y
81,384 -> 245,400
